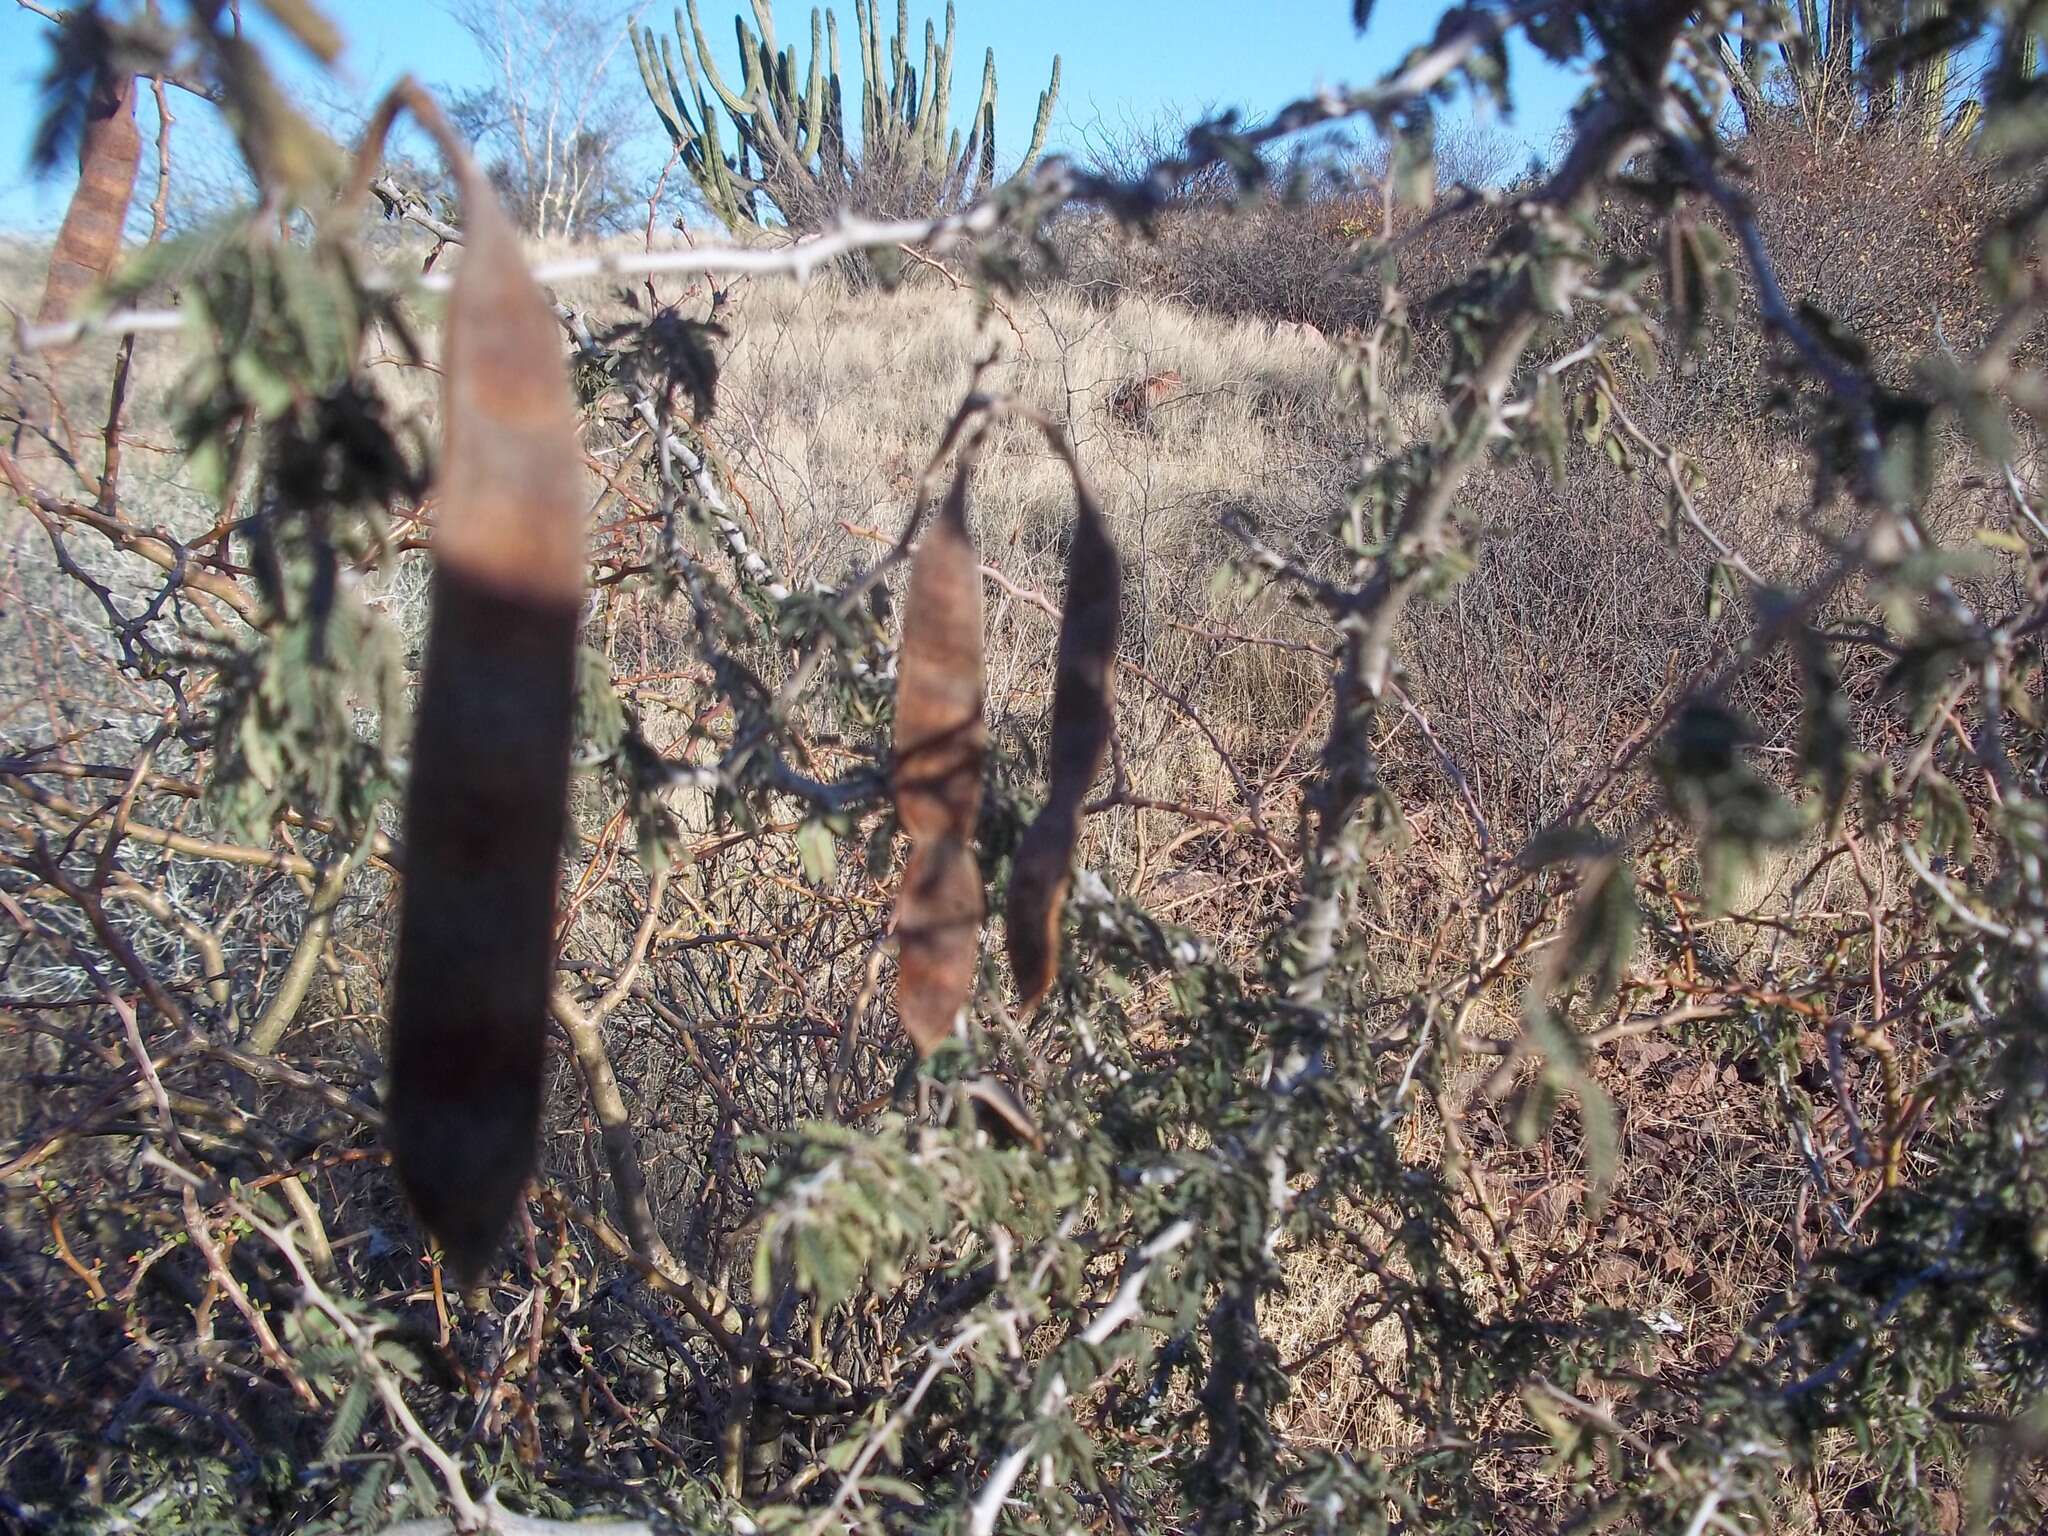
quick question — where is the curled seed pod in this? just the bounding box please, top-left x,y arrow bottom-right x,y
385,114 -> 587,1285
890,467 -> 986,1056
959,1074 -> 1044,1151
1007,482 -> 1120,1011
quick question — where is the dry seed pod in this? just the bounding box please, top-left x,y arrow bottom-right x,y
892,471 -> 986,844
1006,485 -> 1120,1010
890,469 -> 986,1056
958,1075 -> 1044,1152
385,132 -> 587,1284
37,69 -> 141,325
894,836 -> 984,1057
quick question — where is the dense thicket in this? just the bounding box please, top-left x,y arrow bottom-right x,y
3,4 -> 2048,1536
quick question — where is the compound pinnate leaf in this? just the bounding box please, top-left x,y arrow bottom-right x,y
1006,483 -> 1120,1011
889,467 -> 987,1057
385,99 -> 586,1284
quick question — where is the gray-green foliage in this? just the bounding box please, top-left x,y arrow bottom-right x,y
634,0 -> 1059,231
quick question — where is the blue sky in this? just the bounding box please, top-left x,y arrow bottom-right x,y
0,1 -> 1593,232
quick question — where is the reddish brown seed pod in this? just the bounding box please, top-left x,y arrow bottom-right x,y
385,120 -> 587,1284
1006,484 -> 1120,1011
894,836 -> 983,1058
890,467 -> 986,1056
892,471 -> 986,847
37,69 -> 141,326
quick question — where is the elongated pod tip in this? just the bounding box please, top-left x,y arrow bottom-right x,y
896,835 -> 983,1057
386,573 -> 577,1285
386,102 -> 586,1281
1005,489 -> 1119,1010
959,1074 -> 1043,1151
1005,804 -> 1075,1012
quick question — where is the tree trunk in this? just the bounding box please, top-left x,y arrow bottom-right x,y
38,70 -> 143,325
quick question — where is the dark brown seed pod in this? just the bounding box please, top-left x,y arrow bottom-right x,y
1006,483 -> 1120,1011
958,1075 -> 1044,1152
38,69 -> 141,326
385,121 -> 587,1285
890,467 -> 986,1057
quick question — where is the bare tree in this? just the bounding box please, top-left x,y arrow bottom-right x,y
445,0 -> 646,239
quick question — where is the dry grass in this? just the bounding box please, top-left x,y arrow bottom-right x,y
699,275 -> 1349,826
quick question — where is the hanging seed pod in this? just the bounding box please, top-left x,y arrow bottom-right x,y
385,106 -> 587,1284
1006,483 -> 1120,1011
958,1074 -> 1045,1152
37,68 -> 141,326
890,466 -> 986,1056
895,836 -> 983,1057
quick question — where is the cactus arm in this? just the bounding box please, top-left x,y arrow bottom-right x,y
736,16 -> 767,108
938,121 -> 967,206
699,100 -> 742,224
636,26 -> 700,151
775,43 -> 800,130
1716,31 -> 1764,130
857,0 -> 881,161
928,2 -> 955,169
961,45 -> 996,157
977,77 -> 996,195
800,9 -> 826,165
694,82 -> 753,228
749,0 -> 779,57
911,19 -> 937,148
686,0 -> 758,116
749,75 -> 803,165
1907,2 -> 1951,141
951,116 -> 981,205
824,7 -> 848,181
1824,0 -> 1855,70
1016,55 -> 1057,174
1791,0 -> 1822,93
1794,0 -> 1821,56
645,25 -> 764,229
873,0 -> 903,163
946,70 -> 988,201
893,0 -> 912,119
950,46 -> 995,192
749,73 -> 822,210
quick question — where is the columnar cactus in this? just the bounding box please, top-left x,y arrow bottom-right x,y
1719,0 -> 2013,145
1904,1 -> 1953,141
634,0 -> 1058,233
